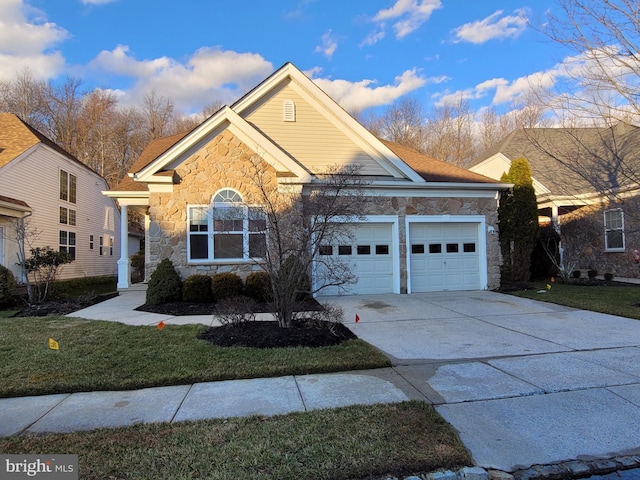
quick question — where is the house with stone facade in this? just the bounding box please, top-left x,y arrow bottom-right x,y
0,112 -> 120,282
105,63 -> 507,295
470,124 -> 640,278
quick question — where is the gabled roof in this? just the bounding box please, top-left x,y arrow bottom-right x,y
113,63 -> 505,195
0,112 -> 102,179
473,124 -> 640,197
381,140 -> 498,184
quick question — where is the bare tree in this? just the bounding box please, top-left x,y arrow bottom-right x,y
246,158 -> 369,328
0,68 -> 48,131
141,90 -> 175,141
376,97 -> 426,152
424,94 -> 476,166
543,0 -> 640,123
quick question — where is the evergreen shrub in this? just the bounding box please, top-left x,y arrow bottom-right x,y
244,271 -> 272,302
182,275 -> 213,303
211,272 -> 243,300
146,258 -> 182,305
0,265 -> 16,307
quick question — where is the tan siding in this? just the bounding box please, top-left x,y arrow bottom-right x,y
0,145 -> 120,280
244,82 -> 389,176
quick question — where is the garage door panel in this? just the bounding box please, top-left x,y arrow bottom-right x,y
410,222 -> 481,292
317,223 -> 394,296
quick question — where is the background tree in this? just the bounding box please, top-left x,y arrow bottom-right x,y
375,97 -> 425,152
543,0 -> 640,123
498,158 -> 540,283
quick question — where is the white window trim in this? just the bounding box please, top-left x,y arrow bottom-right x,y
187,190 -> 267,263
604,209 -> 625,252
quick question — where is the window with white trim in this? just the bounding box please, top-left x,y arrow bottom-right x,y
59,230 -> 76,260
604,209 -> 625,251
59,170 -> 76,203
187,189 -> 266,261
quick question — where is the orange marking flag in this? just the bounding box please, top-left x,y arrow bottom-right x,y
157,321 -> 166,330
355,313 -> 360,323
48,338 -> 59,350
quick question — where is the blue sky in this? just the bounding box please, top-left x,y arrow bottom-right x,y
2,0 -> 571,117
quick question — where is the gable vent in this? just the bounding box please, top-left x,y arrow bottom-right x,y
283,100 -> 296,122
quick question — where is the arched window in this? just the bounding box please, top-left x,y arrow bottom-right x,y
187,189 -> 266,261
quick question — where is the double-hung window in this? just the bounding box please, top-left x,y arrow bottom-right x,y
604,209 -> 625,251
187,189 -> 266,261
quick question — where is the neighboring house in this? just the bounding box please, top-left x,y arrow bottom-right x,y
0,113 -> 120,282
470,124 -> 640,277
105,63 -> 507,294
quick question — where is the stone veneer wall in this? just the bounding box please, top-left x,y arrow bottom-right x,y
146,130 -> 502,291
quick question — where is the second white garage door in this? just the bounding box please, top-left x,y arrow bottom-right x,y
409,222 -> 480,292
316,222 -> 394,295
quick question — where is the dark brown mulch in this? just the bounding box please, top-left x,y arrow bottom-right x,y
197,320 -> 357,348
11,293 -> 119,317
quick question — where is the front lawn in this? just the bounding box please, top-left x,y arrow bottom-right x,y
0,316 -> 391,398
0,401 -> 471,480
508,281 -> 640,319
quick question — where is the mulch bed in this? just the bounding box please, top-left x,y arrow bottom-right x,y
197,320 -> 357,348
9,294 -> 352,349
11,293 -> 119,317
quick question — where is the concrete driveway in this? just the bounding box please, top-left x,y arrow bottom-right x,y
327,290 -> 640,472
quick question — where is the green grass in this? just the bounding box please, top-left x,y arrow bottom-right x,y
0,401 -> 471,480
0,316 -> 391,398
508,281 -> 640,319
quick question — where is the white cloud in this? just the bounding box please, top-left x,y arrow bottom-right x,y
371,0 -> 442,40
0,0 -> 68,79
88,46 -> 274,112
452,8 -> 529,44
314,30 -> 338,59
312,68 -> 427,112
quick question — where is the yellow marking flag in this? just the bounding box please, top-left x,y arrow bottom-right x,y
48,338 -> 59,350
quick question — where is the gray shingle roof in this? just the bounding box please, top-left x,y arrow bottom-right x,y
473,123 -> 640,197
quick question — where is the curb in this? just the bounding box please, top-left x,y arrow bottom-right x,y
380,454 -> 640,480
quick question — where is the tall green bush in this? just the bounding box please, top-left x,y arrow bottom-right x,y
498,158 -> 539,284
146,258 -> 182,305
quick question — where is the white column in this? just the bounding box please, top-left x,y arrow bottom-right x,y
117,204 -> 130,289
144,212 -> 150,282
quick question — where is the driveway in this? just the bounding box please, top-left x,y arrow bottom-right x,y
327,290 -> 640,472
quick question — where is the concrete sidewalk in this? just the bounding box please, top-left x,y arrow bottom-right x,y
3,289 -> 640,475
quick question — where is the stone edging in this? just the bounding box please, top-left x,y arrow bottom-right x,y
380,454 -> 640,480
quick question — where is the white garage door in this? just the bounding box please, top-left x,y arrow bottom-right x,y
316,223 -> 394,295
409,222 -> 480,292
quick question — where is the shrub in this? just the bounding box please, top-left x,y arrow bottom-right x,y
146,258 -> 182,305
587,269 -> 598,279
212,272 -> 243,300
604,272 -> 614,281
182,275 -> 213,303
0,265 -> 16,307
245,271 -> 272,302
215,296 -> 257,326
50,276 -> 117,299
571,270 -> 581,279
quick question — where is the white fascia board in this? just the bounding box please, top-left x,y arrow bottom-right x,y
134,105 -> 312,184
102,190 -> 150,205
224,109 -> 312,182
